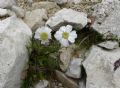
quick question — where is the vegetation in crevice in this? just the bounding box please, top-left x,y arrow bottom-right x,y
21,25 -> 104,88
21,37 -> 61,88
75,26 -> 104,51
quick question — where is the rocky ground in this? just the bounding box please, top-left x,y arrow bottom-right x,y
1,0 -> 120,88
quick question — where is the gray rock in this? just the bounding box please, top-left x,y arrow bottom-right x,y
92,0 -> 120,39
35,80 -> 49,88
58,83 -> 62,87
55,0 -> 82,4
59,46 -> 75,72
32,1 -> 60,17
98,41 -> 119,50
0,8 -> 17,19
46,8 -> 87,30
7,10 -> 16,17
66,58 -> 82,78
11,5 -> 25,18
92,0 -> 119,24
67,0 -> 82,4
83,45 -> 120,88
0,8 -> 8,17
55,0 -> 67,4
0,16 -> 32,88
27,0 -> 33,7
24,9 -> 48,31
56,70 -> 79,88
0,0 -> 16,9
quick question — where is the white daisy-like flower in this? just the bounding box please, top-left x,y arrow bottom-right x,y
54,25 -> 77,47
34,26 -> 52,45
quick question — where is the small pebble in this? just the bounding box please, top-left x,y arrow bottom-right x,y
0,8 -> 8,17
58,83 -> 63,87
54,85 -> 58,88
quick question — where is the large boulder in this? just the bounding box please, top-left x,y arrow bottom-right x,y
83,45 -> 120,88
0,0 -> 16,8
92,0 -> 119,23
46,8 -> 88,30
0,16 -> 32,88
92,0 -> 120,39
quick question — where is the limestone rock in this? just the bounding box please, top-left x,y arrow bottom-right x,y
92,0 -> 119,24
24,9 -> 48,31
0,0 -> 16,8
93,5 -> 120,39
55,0 -> 67,4
7,10 -> 16,17
0,8 -> 17,19
46,8 -> 87,30
66,58 -> 82,78
59,46 -> 74,72
27,0 -> 33,7
68,0 -> 82,4
35,80 -> 49,88
92,0 -> 120,39
83,45 -> 120,88
32,1 -> 60,17
98,41 -> 119,50
55,0 -> 82,4
11,5 -> 25,18
0,16 -> 32,88
0,8 -> 8,17
56,70 -> 79,88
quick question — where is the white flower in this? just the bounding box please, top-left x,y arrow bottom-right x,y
54,25 -> 77,47
34,26 -> 52,45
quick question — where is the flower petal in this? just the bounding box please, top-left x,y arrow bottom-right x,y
59,26 -> 66,32
66,25 -> 72,32
45,27 -> 52,33
68,36 -> 75,43
34,33 -> 40,40
48,33 -> 52,39
35,26 -> 52,41
69,31 -> 77,39
60,39 -> 69,47
54,31 -> 62,40
35,27 -> 44,33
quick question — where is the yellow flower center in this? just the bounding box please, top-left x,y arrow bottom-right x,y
40,32 -> 48,40
62,32 -> 69,39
